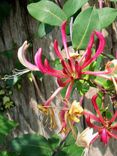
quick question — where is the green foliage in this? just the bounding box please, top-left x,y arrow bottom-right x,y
47,134 -> 60,150
110,0 -> 117,1
11,133 -> 84,156
75,80 -> 90,95
98,7 -> 117,29
96,92 -> 103,110
11,134 -> 52,156
0,114 -> 17,144
63,0 -> 88,18
59,132 -> 84,156
72,7 -> 99,50
0,82 -> 15,112
0,151 -> 17,156
94,77 -> 114,90
38,23 -> 54,38
53,58 -> 62,70
27,0 -> 67,26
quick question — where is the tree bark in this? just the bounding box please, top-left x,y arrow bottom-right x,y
0,0 -> 117,155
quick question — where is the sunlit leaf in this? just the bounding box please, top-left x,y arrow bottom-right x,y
27,0 -> 67,26
72,7 -> 99,50
98,7 -> 117,29
63,0 -> 88,18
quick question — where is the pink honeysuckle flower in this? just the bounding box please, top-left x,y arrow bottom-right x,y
18,21 -> 111,131
18,41 -> 39,71
84,94 -> 117,144
18,21 -> 109,107
34,21 -> 110,106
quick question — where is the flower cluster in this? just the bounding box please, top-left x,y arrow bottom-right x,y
18,21 -> 117,147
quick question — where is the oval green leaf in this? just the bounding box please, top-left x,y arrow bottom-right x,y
38,23 -> 54,38
98,7 -> 117,29
27,0 -> 67,26
63,0 -> 88,18
11,134 -> 52,156
72,7 -> 99,50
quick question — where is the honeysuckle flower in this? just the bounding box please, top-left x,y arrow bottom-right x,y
34,21 -> 109,107
59,100 -> 83,136
18,41 -> 39,71
84,94 -> 117,144
37,105 -> 57,129
18,21 -> 108,106
68,100 -> 84,123
18,21 -> 110,131
76,127 -> 98,148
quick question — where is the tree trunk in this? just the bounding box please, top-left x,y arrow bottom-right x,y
0,0 -> 117,155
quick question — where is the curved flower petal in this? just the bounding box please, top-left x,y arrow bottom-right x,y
57,78 -> 71,87
100,128 -> 108,144
34,48 -> 47,73
18,41 -> 39,71
81,31 -> 105,69
85,114 -> 101,130
79,32 -> 94,65
44,87 -> 63,107
61,21 -> 70,59
54,40 -> 63,60
44,59 -> 67,78
92,95 -> 105,123
83,70 -> 112,79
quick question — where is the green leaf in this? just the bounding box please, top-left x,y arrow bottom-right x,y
38,23 -> 54,38
62,144 -> 84,156
53,58 -> 62,70
60,86 -> 67,98
75,80 -> 90,95
110,0 -> 117,2
11,134 -> 52,156
63,0 -> 88,18
0,114 -> 17,144
27,0 -> 67,26
0,115 -> 17,136
98,7 -> 117,29
0,151 -> 17,156
6,76 -> 20,87
94,77 -> 114,90
61,132 -> 84,156
96,92 -> 103,110
72,7 -> 99,50
48,134 -> 60,150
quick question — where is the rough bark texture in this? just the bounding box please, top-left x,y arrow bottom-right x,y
0,0 -> 117,156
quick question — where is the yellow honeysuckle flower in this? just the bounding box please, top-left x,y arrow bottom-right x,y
68,100 -> 84,123
37,105 -> 57,129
